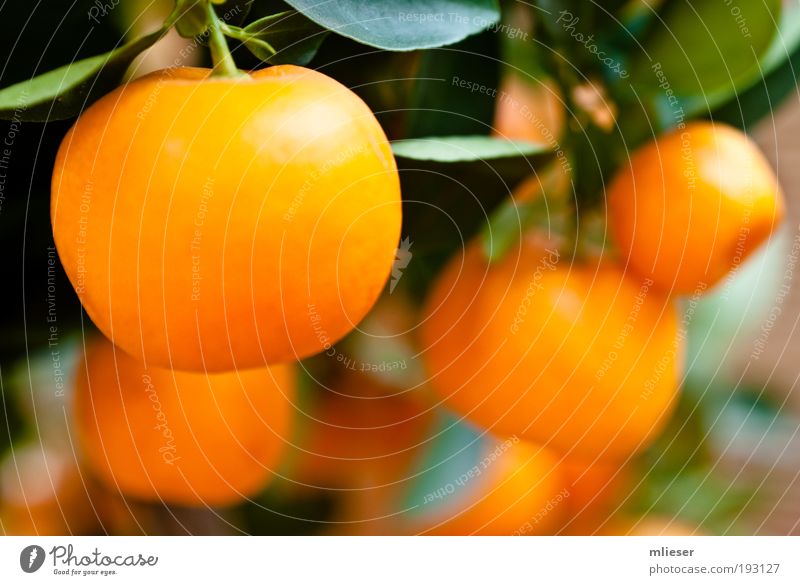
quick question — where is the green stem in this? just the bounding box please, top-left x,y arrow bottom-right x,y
205,1 -> 244,78
163,3 -> 183,29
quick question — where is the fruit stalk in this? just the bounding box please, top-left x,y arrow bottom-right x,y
205,1 -> 244,78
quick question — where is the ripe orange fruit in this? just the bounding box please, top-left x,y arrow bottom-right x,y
420,235 -> 681,460
608,121 -> 784,294
73,336 -> 295,506
411,437 -> 566,536
52,65 -> 401,372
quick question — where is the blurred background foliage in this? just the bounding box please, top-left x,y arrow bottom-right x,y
1,0 -> 800,535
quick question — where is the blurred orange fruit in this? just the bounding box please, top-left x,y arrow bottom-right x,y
74,337 -> 295,506
52,65 -> 401,372
414,438 -> 566,536
559,459 -> 629,534
493,73 -> 564,145
291,373 -> 433,490
605,516 -> 705,536
421,235 -> 681,460
609,121 -> 784,294
0,444 -> 95,535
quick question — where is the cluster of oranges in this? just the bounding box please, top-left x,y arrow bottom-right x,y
4,52 -> 782,535
411,91 -> 784,533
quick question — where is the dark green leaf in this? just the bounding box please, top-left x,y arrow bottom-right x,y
406,33 -> 500,138
395,156 -> 532,300
241,11 -> 328,66
0,29 -> 164,122
214,0 -> 253,27
716,45 -> 800,130
632,0 -> 782,97
283,0 -> 500,50
392,135 -> 550,162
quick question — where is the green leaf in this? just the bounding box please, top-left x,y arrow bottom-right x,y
283,0 -> 500,50
392,135 -> 550,162
395,148 -> 539,301
626,393 -> 756,535
406,33 -> 500,138
758,2 -> 800,72
0,29 -> 164,122
481,197 -> 542,262
713,3 -> 800,129
716,44 -> 800,130
214,0 -> 253,27
653,3 -> 800,130
240,11 -> 328,66
632,0 -> 782,98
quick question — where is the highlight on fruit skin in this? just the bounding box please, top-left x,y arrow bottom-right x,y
608,121 -> 785,295
420,234 -> 682,460
73,336 -> 296,507
51,64 -> 402,373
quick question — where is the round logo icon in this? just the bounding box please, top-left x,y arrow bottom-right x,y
20,545 -> 46,573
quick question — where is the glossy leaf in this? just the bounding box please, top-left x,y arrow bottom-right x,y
392,135 -> 550,162
713,3 -> 800,129
214,0 -> 253,26
241,11 -> 328,66
283,0 -> 500,50
405,33 -> 500,138
653,3 -> 800,129
0,30 -> 164,122
759,3 -> 800,72
632,0 -> 781,97
716,43 -> 800,130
